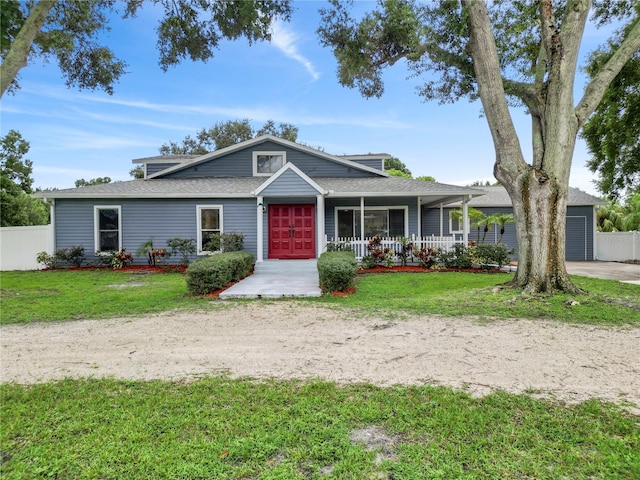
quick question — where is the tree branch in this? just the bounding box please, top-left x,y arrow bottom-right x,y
0,0 -> 57,97
576,16 -> 640,124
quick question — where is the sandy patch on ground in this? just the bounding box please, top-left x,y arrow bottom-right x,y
1,303 -> 638,413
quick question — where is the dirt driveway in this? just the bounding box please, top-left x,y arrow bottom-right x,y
1,303 -> 638,414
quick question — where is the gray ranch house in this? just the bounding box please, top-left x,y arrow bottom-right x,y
37,135 -> 485,264
37,135 -> 602,264
430,186 -> 605,261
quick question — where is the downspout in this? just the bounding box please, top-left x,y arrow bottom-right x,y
43,198 -> 55,254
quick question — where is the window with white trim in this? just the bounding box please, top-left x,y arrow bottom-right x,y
253,151 -> 286,176
94,206 -> 121,253
449,211 -> 467,234
197,205 -> 223,253
336,207 -> 407,238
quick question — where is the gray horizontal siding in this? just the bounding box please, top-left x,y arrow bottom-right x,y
162,141 -> 378,179
260,169 -> 321,196
348,159 -> 384,170
54,198 -> 258,264
422,205 -> 595,260
146,162 -> 179,176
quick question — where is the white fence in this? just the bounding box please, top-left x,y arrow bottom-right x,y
0,225 -> 53,271
596,231 -> 640,262
326,234 -> 458,260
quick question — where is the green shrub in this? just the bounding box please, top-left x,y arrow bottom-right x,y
326,241 -> 353,252
203,232 -> 245,253
185,251 -> 254,295
415,246 -> 439,268
36,251 -> 57,269
167,237 -> 196,266
438,243 -> 474,269
474,243 -> 513,268
318,251 -> 357,293
56,245 -> 86,267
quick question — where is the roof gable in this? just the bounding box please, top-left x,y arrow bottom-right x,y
148,135 -> 388,179
254,163 -> 325,196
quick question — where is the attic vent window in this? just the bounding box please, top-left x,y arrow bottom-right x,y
253,151 -> 286,176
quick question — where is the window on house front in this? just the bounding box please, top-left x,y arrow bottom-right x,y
336,207 -> 407,238
197,205 -> 223,253
449,211 -> 467,234
94,206 -> 121,253
253,151 -> 286,176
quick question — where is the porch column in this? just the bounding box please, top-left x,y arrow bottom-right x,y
256,196 -> 264,262
316,194 -> 325,258
417,197 -> 422,238
360,196 -> 365,240
439,203 -> 444,237
462,195 -> 469,246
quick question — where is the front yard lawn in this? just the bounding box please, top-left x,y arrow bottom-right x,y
1,269 -> 639,325
315,271 -> 640,325
1,377 -> 638,479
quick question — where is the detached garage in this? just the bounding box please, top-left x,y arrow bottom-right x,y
423,186 -> 605,261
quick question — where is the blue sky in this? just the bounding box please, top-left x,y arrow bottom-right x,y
0,1 -> 614,194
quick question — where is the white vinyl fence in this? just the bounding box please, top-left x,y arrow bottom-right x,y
596,231 -> 640,262
0,225 -> 53,271
325,234 -> 458,260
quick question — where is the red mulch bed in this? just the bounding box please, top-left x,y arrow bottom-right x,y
357,265 -> 506,274
67,265 -> 188,273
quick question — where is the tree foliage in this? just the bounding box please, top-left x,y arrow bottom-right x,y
384,156 -> 411,176
596,194 -> 640,231
582,39 -> 640,199
318,0 -> 640,294
1,0 -> 293,97
75,176 -> 111,188
1,130 -> 48,226
160,119 -> 299,155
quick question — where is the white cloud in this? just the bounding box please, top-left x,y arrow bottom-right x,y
270,21 -> 320,81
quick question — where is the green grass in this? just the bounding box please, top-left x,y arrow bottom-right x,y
0,269 -> 209,324
313,271 -> 640,325
1,377 -> 638,479
2,269 -> 639,325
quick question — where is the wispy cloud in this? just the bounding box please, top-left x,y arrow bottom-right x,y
270,21 -> 320,81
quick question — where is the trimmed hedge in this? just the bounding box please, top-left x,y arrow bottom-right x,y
318,251 -> 358,293
185,251 -> 254,295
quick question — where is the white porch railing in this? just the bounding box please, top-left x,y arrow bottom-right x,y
324,234 -> 458,260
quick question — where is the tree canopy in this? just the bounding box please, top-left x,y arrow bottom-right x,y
0,0 -> 293,97
1,130 -> 48,226
75,177 -> 112,188
318,0 -> 640,294
160,119 -> 299,155
582,37 -> 640,200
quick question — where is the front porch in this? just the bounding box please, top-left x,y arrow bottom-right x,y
323,234 -> 458,260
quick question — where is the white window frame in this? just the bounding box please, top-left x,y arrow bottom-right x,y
334,206 -> 408,238
449,211 -> 468,234
197,205 -> 224,254
252,151 -> 287,176
94,205 -> 122,254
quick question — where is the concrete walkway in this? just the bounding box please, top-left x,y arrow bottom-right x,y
219,259 -> 322,299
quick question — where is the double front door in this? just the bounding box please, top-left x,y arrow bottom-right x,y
268,204 -> 316,259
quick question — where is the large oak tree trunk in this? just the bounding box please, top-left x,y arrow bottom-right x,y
464,0 -> 589,294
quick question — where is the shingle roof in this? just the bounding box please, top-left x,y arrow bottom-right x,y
35,176 -> 484,199
445,186 -> 605,207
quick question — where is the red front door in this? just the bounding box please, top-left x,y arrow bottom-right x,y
268,204 -> 316,259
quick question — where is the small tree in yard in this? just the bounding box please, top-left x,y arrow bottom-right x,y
319,1 -> 640,294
